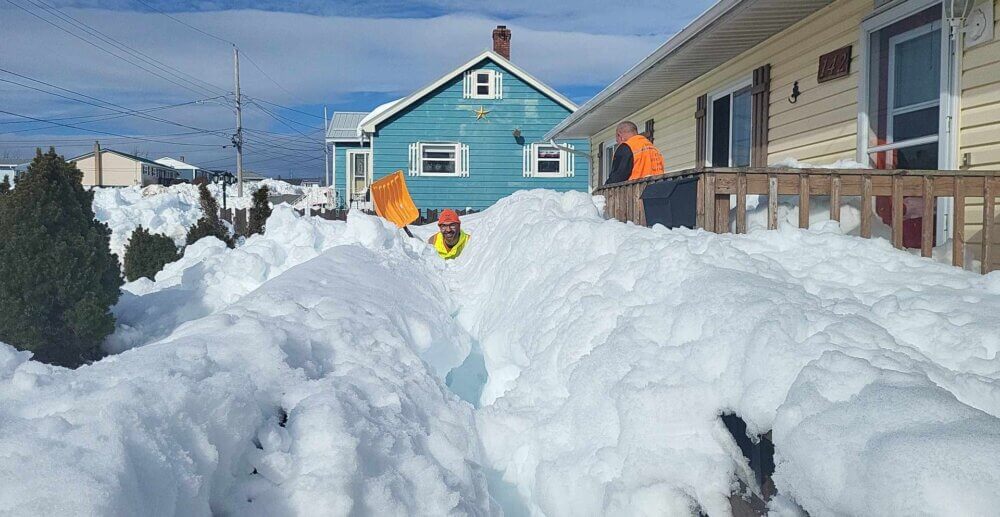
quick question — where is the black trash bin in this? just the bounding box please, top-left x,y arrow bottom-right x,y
640,176 -> 699,229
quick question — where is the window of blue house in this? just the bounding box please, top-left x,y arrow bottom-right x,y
464,70 -> 502,100
409,142 -> 470,177
523,143 -> 575,178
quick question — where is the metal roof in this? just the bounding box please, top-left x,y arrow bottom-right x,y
545,0 -> 834,140
326,111 -> 369,141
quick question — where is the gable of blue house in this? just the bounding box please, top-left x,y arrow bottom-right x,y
367,55 -> 588,211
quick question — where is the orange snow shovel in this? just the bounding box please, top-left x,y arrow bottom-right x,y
371,170 -> 419,237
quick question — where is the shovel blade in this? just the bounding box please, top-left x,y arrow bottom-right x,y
371,170 -> 419,228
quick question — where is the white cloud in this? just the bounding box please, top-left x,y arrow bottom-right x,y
0,5 -> 667,174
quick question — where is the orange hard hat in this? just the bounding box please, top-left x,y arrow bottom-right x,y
438,209 -> 460,225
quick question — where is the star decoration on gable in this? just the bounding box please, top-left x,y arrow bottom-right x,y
473,106 -> 490,120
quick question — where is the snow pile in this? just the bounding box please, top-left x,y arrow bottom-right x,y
92,184 -> 203,258
92,179 -> 310,259
0,214 -> 492,516
106,206 -> 344,353
5,186 -> 1000,516
450,190 -> 1000,516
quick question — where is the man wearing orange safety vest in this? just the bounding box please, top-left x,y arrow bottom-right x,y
605,121 -> 665,184
427,209 -> 469,260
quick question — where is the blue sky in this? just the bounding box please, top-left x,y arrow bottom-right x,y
0,0 -> 714,178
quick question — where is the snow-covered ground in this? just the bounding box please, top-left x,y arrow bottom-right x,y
3,189 -> 1000,516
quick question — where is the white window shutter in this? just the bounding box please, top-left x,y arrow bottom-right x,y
563,143 -> 575,177
460,144 -> 470,177
463,71 -> 471,99
408,143 -> 419,176
523,145 -> 533,177
494,72 -> 503,99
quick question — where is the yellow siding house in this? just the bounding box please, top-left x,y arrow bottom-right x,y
547,0 -> 1000,270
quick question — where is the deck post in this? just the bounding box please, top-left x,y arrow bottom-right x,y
830,174 -> 841,223
954,176 -> 965,268
921,176 -> 934,258
767,174 -> 778,230
696,174 -> 706,229
861,174 -> 872,238
705,173 -> 717,232
799,174 -> 810,229
736,173 -> 747,234
891,175 -> 903,249
983,178 -> 996,274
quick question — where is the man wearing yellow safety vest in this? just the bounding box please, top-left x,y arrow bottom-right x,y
427,209 -> 469,260
605,120 -> 665,184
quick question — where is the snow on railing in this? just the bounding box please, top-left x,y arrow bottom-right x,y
594,167 -> 1000,274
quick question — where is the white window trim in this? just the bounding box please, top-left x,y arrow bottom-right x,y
408,142 -> 470,177
602,138 -> 617,185
523,142 -> 575,178
885,20 -> 942,146
705,76 -> 753,167
463,69 -> 503,100
345,149 -> 372,199
857,0 -> 957,243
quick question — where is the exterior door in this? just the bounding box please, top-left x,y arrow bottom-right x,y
346,150 -> 371,205
862,2 -> 954,248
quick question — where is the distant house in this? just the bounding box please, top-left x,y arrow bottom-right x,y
325,26 -> 588,211
155,156 -> 207,181
69,149 -> 179,187
0,163 -> 21,184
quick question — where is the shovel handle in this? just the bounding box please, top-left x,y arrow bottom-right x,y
403,226 -> 414,238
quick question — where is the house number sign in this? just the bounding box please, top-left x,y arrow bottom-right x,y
817,45 -> 851,83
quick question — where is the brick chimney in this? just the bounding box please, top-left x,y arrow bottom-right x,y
492,25 -> 511,60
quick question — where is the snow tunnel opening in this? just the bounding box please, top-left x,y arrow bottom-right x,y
721,413 -> 777,515
445,342 -> 488,408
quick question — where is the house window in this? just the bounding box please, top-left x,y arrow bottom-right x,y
408,142 -> 470,177
603,139 -> 617,183
463,69 -> 502,99
708,82 -> 752,167
523,143 -> 575,177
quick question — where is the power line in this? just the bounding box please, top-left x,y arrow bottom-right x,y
130,0 -> 234,46
26,0 -> 229,97
246,96 -> 326,120
5,0 -> 224,98
0,109 -> 227,147
0,73 -> 229,137
0,95 -> 227,127
124,0 -> 324,123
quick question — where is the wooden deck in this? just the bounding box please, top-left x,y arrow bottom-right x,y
593,167 -> 1000,273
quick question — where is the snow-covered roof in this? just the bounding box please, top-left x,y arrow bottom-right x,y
155,157 -> 200,170
356,98 -> 403,136
359,50 -> 577,134
326,112 -> 369,141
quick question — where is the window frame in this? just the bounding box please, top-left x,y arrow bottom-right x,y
705,76 -> 753,168
409,142 -> 470,177
463,69 -> 502,100
523,142 -> 574,178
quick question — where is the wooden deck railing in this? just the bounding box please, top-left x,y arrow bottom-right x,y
593,167 -> 1000,273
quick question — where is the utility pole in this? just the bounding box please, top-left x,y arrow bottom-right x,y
233,46 -> 244,198
93,140 -> 103,186
323,106 -> 330,187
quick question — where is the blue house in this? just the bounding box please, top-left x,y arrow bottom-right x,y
325,27 -> 588,212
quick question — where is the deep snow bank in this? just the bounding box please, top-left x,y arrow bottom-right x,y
107,206 -> 344,353
450,190 -> 1000,516
0,214 -> 492,516
92,179 -> 317,259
